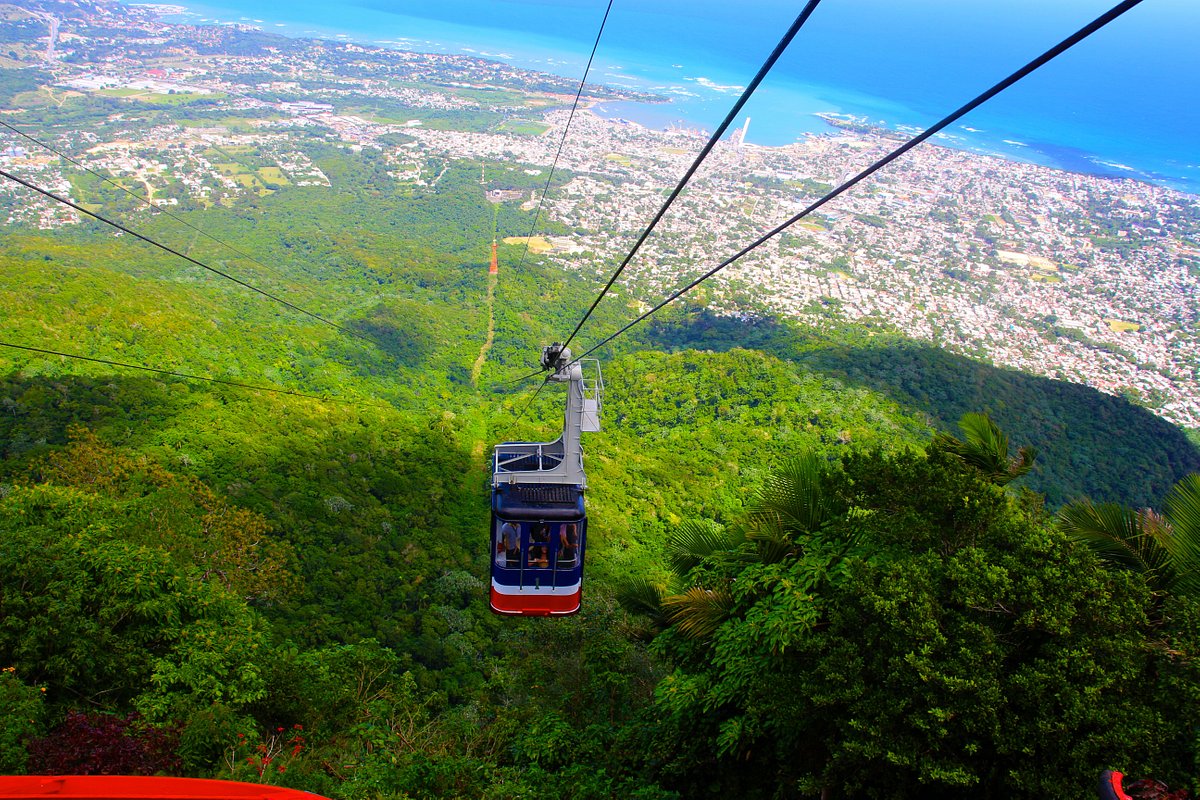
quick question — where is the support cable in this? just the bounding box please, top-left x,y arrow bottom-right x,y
572,0 -> 1144,363
560,0 -> 824,351
0,166 -> 369,342
512,0 -> 615,277
491,365 -> 548,389
499,375 -> 553,443
0,340 -> 336,403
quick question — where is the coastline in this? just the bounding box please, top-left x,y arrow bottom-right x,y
144,0 -> 1196,195
588,98 -> 1194,195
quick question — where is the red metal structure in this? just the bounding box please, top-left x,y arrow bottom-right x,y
0,776 -> 329,800
1098,770 -> 1133,800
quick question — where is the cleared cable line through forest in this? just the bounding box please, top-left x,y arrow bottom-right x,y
558,0 -> 824,352
488,0 -> 616,421
572,0 -> 1145,363
0,166 -> 369,342
497,0 -> 823,425
495,0 -> 822,392
0,118 -> 311,294
472,206 -> 502,387
512,0 -> 615,277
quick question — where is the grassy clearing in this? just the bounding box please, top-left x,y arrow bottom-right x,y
342,104 -> 501,133
257,167 -> 289,186
447,86 -> 531,106
604,153 -> 632,166
503,235 -> 554,254
98,89 -> 227,105
178,117 -> 282,132
998,251 -> 1061,274
497,119 -> 550,136
14,87 -> 83,108
1105,319 -> 1141,333
141,91 -> 228,105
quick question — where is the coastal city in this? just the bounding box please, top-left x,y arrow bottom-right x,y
2,1 -> 1198,426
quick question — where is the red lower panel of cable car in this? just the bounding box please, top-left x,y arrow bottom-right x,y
0,776 -> 331,799
490,582 -> 581,616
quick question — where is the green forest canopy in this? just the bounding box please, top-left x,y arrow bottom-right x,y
0,124 -> 1198,798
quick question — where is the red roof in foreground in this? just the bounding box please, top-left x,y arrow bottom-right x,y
0,777 -> 331,800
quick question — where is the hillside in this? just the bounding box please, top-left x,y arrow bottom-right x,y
2,138 -> 1199,795
2,6 -> 1200,796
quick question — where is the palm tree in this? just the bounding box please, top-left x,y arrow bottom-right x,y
615,519 -> 740,639
932,412 -> 1038,485
744,452 -> 840,562
617,453 -> 843,640
1060,474 -> 1200,599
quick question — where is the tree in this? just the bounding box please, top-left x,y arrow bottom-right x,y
0,483 -> 270,719
1060,474 -> 1200,599
0,669 -> 44,774
618,453 -> 850,642
28,426 -> 296,604
633,447 -> 1200,799
931,411 -> 1037,486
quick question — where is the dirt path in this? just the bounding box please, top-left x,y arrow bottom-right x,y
471,271 -> 497,387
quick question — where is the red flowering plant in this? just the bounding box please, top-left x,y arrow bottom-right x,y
1125,778 -> 1191,800
26,711 -> 181,776
223,724 -> 305,784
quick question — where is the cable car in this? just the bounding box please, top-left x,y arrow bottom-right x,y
490,344 -> 602,616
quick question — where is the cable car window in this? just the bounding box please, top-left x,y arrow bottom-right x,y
557,522 -> 579,568
528,543 -> 551,569
495,519 -> 520,568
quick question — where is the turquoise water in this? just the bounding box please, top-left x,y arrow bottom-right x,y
146,0 -> 1200,192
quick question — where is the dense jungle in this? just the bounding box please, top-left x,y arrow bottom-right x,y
2,33 -> 1200,798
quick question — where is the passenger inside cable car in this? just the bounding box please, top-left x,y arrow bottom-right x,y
558,522 -> 579,567
496,519 -> 520,567
492,517 -> 582,572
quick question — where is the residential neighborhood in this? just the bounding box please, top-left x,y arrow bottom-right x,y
2,0 -> 1197,425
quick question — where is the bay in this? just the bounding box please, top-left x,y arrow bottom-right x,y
144,0 -> 1200,193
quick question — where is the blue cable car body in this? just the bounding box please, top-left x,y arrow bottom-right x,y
490,346 -> 602,616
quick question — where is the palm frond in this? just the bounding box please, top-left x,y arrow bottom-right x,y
1162,474 -> 1200,597
615,575 -> 669,626
748,452 -> 834,535
936,412 -> 1036,485
665,519 -> 738,576
1012,445 -> 1039,482
1059,499 -> 1171,589
663,586 -> 735,640
744,521 -> 795,565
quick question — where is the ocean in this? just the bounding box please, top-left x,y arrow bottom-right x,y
145,0 -> 1200,193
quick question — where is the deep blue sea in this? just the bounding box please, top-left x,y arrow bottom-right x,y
142,0 -> 1200,193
